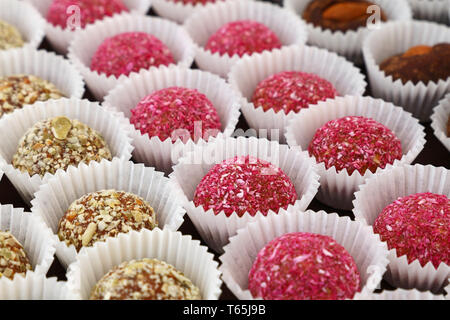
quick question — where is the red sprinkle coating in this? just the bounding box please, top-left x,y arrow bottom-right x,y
252,71 -> 338,114
248,232 -> 361,300
47,0 -> 128,29
308,116 -> 402,175
374,192 -> 450,268
130,87 -> 222,143
193,155 -> 297,217
205,20 -> 282,57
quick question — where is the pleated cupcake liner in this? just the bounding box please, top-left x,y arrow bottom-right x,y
0,274 -> 68,300
354,288 -> 445,300
430,93 -> 450,152
407,0 -> 450,24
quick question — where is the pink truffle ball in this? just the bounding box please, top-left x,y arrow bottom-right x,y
130,87 -> 222,143
308,116 -> 402,175
374,192 -> 450,268
90,32 -> 175,78
252,71 -> 338,114
205,20 -> 282,57
193,155 -> 297,217
248,232 -> 361,300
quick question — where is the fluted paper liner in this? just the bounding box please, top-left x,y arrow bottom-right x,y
408,0 -> 450,24
0,98 -> 134,204
431,93 -> 450,152
183,0 -> 308,78
66,228 -> 222,300
285,95 -> 426,210
170,136 -> 320,253
0,274 -> 68,300
219,209 -> 389,300
354,288 -> 445,300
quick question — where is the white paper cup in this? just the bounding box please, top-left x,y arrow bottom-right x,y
66,228 -> 222,300
0,274 -> 68,300
103,66 -> 242,174
68,13 -> 195,101
354,288 -> 445,300
170,136 -> 320,253
431,93 -> 450,152
408,0 -> 450,24
219,209 -> 389,300
228,45 -> 367,143
353,164 -> 450,292
0,98 -> 134,204
285,95 -> 426,210
25,0 -> 152,54
31,158 -> 187,268
363,20 -> 450,122
184,0 -> 308,78
284,0 -> 412,64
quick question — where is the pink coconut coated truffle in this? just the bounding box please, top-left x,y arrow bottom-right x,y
47,0 -> 128,29
193,155 -> 297,217
130,87 -> 222,143
205,20 -> 282,57
252,71 -> 338,114
308,116 -> 402,175
248,232 -> 361,300
373,192 -> 450,268
90,32 -> 175,78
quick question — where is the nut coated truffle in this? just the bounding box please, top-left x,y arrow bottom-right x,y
90,32 -> 175,78
58,190 -> 158,251
12,116 -> 112,177
90,258 -> 202,300
193,155 -> 297,217
308,116 -> 402,175
205,20 -> 282,57
130,87 -> 222,143
252,71 -> 338,114
0,231 -> 32,280
248,232 -> 361,300
0,19 -> 24,50
373,192 -> 449,268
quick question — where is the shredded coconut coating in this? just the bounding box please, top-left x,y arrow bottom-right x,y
248,232 -> 361,300
252,71 -> 338,115
193,155 -> 297,217
0,19 -> 24,50
205,20 -> 282,57
12,116 -> 112,177
90,32 -> 175,78
90,258 -> 202,300
0,231 -> 32,280
58,190 -> 158,251
308,116 -> 402,175
130,86 -> 222,143
47,0 -> 128,29
374,192 -> 450,268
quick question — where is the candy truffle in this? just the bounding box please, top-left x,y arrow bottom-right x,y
0,231 -> 32,280
308,116 -> 402,175
130,87 -> 222,143
252,71 -> 338,114
0,19 -> 24,50
90,258 -> 202,300
380,43 -> 450,84
0,75 -> 65,118
205,20 -> 282,57
193,155 -> 297,217
248,232 -> 361,300
47,0 -> 128,29
302,0 -> 387,32
373,192 -> 450,268
58,190 -> 158,251
12,116 -> 112,177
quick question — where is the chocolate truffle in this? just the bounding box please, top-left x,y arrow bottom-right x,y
379,43 -> 450,85
90,258 -> 202,300
302,0 -> 387,32
58,190 -> 158,251
205,20 -> 282,57
373,192 -> 449,268
0,75 -> 65,118
193,155 -> 297,217
308,116 -> 402,175
130,87 -> 222,143
248,232 -> 361,300
0,19 -> 24,50
0,231 -> 32,280
12,116 -> 112,177
252,71 -> 338,114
